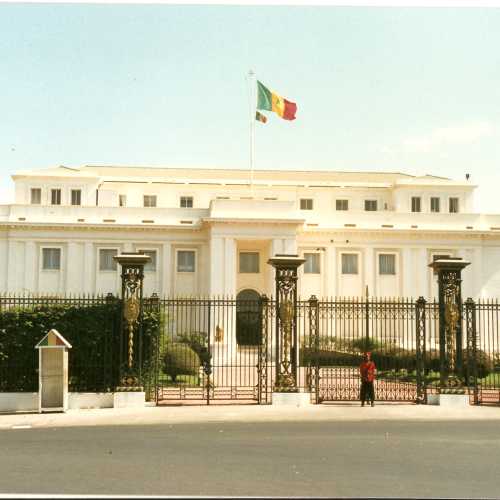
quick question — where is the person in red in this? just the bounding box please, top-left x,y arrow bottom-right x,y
360,352 -> 376,407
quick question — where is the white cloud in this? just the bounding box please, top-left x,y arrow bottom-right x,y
385,121 -> 497,154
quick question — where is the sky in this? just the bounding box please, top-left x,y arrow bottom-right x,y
1,3 -> 500,211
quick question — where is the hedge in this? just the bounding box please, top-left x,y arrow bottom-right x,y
300,346 -> 493,379
0,301 -> 161,392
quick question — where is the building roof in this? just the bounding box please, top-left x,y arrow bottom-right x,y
11,164 -> 474,188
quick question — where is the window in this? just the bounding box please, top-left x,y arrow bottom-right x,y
99,249 -> 117,271
71,189 -> 81,206
341,254 -> 358,274
177,250 -> 195,272
51,189 -> 61,205
30,188 -> 41,205
180,196 -> 193,208
140,250 -> 157,272
430,197 -> 440,213
239,252 -> 260,273
364,200 -> 377,211
304,253 -> 320,274
379,254 -> 396,275
449,197 -> 459,213
411,197 -> 421,213
143,195 -> 157,208
119,194 -> 127,207
300,198 -> 313,210
42,248 -> 61,270
336,199 -> 348,211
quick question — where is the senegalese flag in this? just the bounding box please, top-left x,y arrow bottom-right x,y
255,111 -> 268,124
256,80 -> 297,121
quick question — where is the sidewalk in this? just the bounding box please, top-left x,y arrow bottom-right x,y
1,402 -> 500,429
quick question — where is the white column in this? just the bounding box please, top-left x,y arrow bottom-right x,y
473,246 -> 483,299
271,239 -> 284,257
402,247 -> 413,298
364,247 -> 375,297
417,248 -> 430,299
325,245 -> 337,299
283,238 -> 297,255
0,240 -> 8,292
82,242 -> 94,294
209,236 -> 225,296
224,237 -> 237,297
7,241 -> 18,292
65,242 -> 78,294
24,241 -> 36,293
162,242 -> 172,298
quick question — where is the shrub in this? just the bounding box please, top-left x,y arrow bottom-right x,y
300,348 -> 361,367
350,337 -> 383,353
463,348 -> 493,380
177,332 -> 211,366
0,299 -> 161,393
162,343 -> 200,382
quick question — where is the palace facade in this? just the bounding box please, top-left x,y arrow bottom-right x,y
1,165 -> 500,300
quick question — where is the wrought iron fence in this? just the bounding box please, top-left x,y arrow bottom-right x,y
0,293 -> 121,393
153,297 -> 266,404
297,297 -> 433,403
2,292 -> 499,407
466,299 -> 500,405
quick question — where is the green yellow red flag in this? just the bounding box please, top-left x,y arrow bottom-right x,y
256,80 -> 297,121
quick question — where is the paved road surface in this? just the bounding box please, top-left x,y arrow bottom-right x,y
1,420 -> 499,497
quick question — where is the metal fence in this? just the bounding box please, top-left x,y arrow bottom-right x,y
1,293 -> 499,406
469,299 -> 500,404
153,297 -> 265,404
0,293 -> 120,393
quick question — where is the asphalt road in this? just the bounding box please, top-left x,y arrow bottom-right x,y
1,420 -> 499,497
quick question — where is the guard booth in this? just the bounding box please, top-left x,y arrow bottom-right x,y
35,329 -> 72,413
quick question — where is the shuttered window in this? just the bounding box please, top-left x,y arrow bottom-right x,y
239,252 -> 260,273
341,254 -> 358,274
31,188 -> 41,205
99,249 -> 117,271
42,248 -> 61,270
379,254 -> 396,275
143,195 -> 157,207
177,251 -> 195,272
304,253 -> 320,274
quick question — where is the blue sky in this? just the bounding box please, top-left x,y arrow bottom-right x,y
1,4 -> 500,211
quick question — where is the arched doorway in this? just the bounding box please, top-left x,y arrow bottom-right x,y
236,289 -> 261,346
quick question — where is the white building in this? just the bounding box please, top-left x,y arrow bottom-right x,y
1,165 -> 500,300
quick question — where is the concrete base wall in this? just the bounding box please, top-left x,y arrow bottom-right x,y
68,393 -> 114,410
427,393 -> 470,407
0,393 -> 38,412
0,392 -> 141,413
113,391 -> 146,409
272,392 -> 312,407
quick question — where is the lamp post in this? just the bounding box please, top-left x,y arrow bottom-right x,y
268,254 -> 305,392
428,257 -> 470,393
113,252 -> 151,391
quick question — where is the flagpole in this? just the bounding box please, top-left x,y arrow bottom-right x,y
248,69 -> 255,193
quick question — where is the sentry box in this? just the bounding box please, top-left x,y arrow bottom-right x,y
35,329 -> 72,413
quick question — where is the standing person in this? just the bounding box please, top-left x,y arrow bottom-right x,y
360,352 -> 376,407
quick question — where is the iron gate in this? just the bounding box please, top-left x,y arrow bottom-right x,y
144,295 -> 500,406
298,297 -> 431,403
152,297 -> 270,405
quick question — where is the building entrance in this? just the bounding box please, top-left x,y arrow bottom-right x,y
236,289 -> 261,346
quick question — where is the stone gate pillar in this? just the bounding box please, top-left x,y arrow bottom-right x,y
113,252 -> 151,391
268,254 -> 305,393
429,257 -> 470,393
